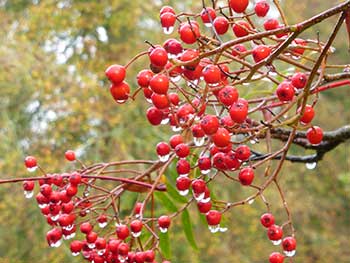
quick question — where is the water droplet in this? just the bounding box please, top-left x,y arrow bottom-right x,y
208,224 -> 220,233
116,99 -> 127,104
250,139 -> 257,145
194,137 -> 205,146
159,227 -> 168,233
219,227 -> 228,232
200,169 -> 211,175
306,162 -> 317,170
72,252 -> 80,257
132,231 -> 141,238
248,199 -> 255,205
178,173 -> 189,177
204,22 -> 212,27
24,190 -> 34,199
171,126 -> 182,132
284,250 -> 296,257
179,189 -> 189,196
146,98 -> 152,103
201,196 -> 211,203
291,55 -> 301,60
118,255 -> 128,263
161,118 -> 169,125
269,71 -> 277,76
208,82 -> 220,87
98,222 -> 108,228
27,166 -> 37,173
243,82 -> 250,86
88,243 -> 95,249
98,249 -> 106,256
158,154 -> 170,163
38,203 -> 48,209
193,191 -> 205,202
50,239 -> 62,248
65,225 -> 75,231
51,214 -> 60,221
163,26 -> 174,34
271,239 -> 282,245
170,75 -> 181,82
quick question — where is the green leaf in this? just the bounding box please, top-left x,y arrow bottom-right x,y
154,192 -> 178,213
166,181 -> 188,204
159,231 -> 172,259
181,208 -> 198,250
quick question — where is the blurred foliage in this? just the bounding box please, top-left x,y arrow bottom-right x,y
0,0 -> 349,262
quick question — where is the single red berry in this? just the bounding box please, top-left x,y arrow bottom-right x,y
198,201 -> 212,213
201,115 -> 220,135
46,228 -> 62,247
134,252 -> 146,263
176,159 -> 191,176
206,210 -> 222,225
110,81 -> 130,102
179,22 -> 200,44
62,201 -> 74,213
176,176 -> 191,192
80,222 -> 93,234
149,73 -> 169,94
260,213 -> 275,228
175,143 -> 190,158
118,242 -> 129,256
168,92 -> 180,105
267,224 -> 283,241
70,240 -> 83,254
200,7 -> 216,25
137,69 -> 154,88
180,49 -> 200,68
105,64 -> 126,84
212,127 -> 231,148
156,142 -> 171,157
130,219 -> 143,233
213,16 -> 229,35
264,18 -> 280,31
255,1 -> 270,17
291,72 -> 308,89
229,0 -> 249,13
144,250 -> 155,262
163,38 -> 183,55
116,224 -> 130,240
86,231 -> 98,244
231,44 -> 247,57
232,20 -> 251,37
69,172 -> 82,186
229,99 -> 248,123
202,64 -> 222,84
23,180 -> 35,191
235,145 -> 251,161
276,82 -> 295,101
151,93 -> 170,109
306,126 -> 323,145
191,179 -> 206,194
269,252 -> 285,263
299,105 -> 315,124
160,12 -> 176,29
192,124 -> 205,138
49,191 -> 61,204
224,151 -> 241,170
40,184 -> 52,198
220,116 -> 235,127
66,184 -> 78,197
218,85 -> 239,106
149,47 -> 168,68
282,236 -> 297,251
95,237 -> 106,250
252,45 -> 272,63
212,152 -> 227,170
52,174 -> 63,187
198,156 -> 212,171
169,134 -> 184,149
238,167 -> 255,185
146,107 -> 164,126
158,215 -> 171,229
291,38 -> 307,55
24,156 -> 37,168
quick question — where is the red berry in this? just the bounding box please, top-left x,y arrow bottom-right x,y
175,143 -> 190,158
149,74 -> 169,94
163,39 -> 183,55
110,81 -> 130,102
118,242 -> 129,256
191,179 -> 206,194
46,228 -> 62,247
212,127 -> 231,148
252,45 -> 271,63
264,18 -> 280,31
299,105 -> 315,124
144,250 -> 155,262
224,151 -> 241,170
291,38 -> 307,55
151,93 -> 170,109
238,167 -> 254,185
201,115 -> 220,135
200,7 -> 216,25
23,180 -> 35,191
202,64 -> 222,84
158,215 -> 171,229
168,92 -> 180,105
86,231 -> 98,244
149,47 -> 168,68
197,201 -> 212,213
218,85 -> 239,106
179,22 -> 200,44
95,237 -> 106,250
276,81 -> 295,101
291,72 -> 308,89
212,152 -> 227,170
235,145 -> 251,161
229,99 -> 248,123
255,1 -> 270,17
176,159 -> 191,176
169,134 -> 184,149
198,156 -> 212,171
176,176 -> 191,191
137,69 -> 154,88
130,219 -> 143,233
269,252 -> 285,263
146,107 -> 164,126
229,0 -> 249,13
206,210 -> 221,225
192,124 -> 205,138
160,6 -> 175,15
70,240 -> 83,254
160,12 -> 176,29
156,142 -> 171,157
80,222 -> 93,234
232,20 -> 251,37
62,201 -> 74,213
105,64 -> 126,84
306,126 -> 323,145
40,184 -> 52,198
213,16 -> 229,35
24,156 -> 37,168
267,224 -> 283,241
66,184 -> 78,197
231,44 -> 247,57
260,213 -> 275,228
69,172 -> 82,186
180,49 -> 200,68
108,238 -> 121,254
116,224 -> 130,240
282,236 -> 297,251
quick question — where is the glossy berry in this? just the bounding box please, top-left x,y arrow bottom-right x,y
260,213 -> 275,228
23,180 -> 35,191
218,85 -> 239,106
146,107 -> 163,125
176,159 -> 191,175
252,45 -> 271,63
202,64 -> 222,84
229,99 -> 248,123
176,176 -> 191,191
212,127 -> 231,148
24,156 -> 37,168
69,172 -> 81,186
169,134 -> 184,149
269,252 -> 285,263
291,72 -> 308,89
151,93 -> 169,109
276,82 -> 295,101
156,142 -> 170,156
163,39 -> 183,55
206,210 -> 222,225
200,7 -> 216,25
110,81 -> 130,102
192,124 -> 205,138
238,167 -> 255,185
160,6 -> 175,15
144,250 -> 155,262
80,222 -> 93,234
229,0 -> 249,13
175,143 -> 190,158
299,105 -> 315,124
65,150 -> 76,161
179,22 -> 200,44
105,64 -> 126,84
212,152 -> 227,170
264,18 -> 280,31
191,179 -> 206,194
235,145 -> 251,161
180,49 -> 200,68
224,151 -> 241,170
282,236 -> 297,251
201,115 -> 220,135
46,228 -> 62,247
118,242 -> 129,256
158,215 -> 171,229
116,224 -> 130,240
160,12 -> 176,29
255,1 -> 270,17
198,156 -> 212,171
149,47 -> 168,68
306,126 -> 323,145
267,225 -> 283,241
130,219 -> 143,233
70,240 -> 83,254
213,16 -> 229,35
231,44 -> 247,56
291,38 -> 307,55
198,201 -> 212,213
149,74 -> 169,94
232,20 -> 251,37
137,69 -> 154,88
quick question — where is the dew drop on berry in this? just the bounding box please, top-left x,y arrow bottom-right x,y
208,224 -> 220,233
271,239 -> 282,245
284,250 -> 296,257
163,26 -> 174,34
159,227 -> 168,233
38,203 -> 48,209
98,221 -> 108,228
118,255 -> 128,263
305,162 -> 317,170
132,231 -> 141,238
171,126 -> 182,132
201,169 -> 211,175
161,118 -> 169,125
24,190 -> 34,199
171,75 -> 181,82
146,98 -> 152,103
88,242 -> 95,249
116,99 -> 127,104
292,55 -> 301,60
27,166 -> 38,173
194,137 -> 205,146
51,214 -> 60,221
72,252 -> 80,257
178,189 -> 189,196
65,224 -> 75,231
219,227 -> 228,232
98,249 -> 106,256
248,199 -> 255,205
158,154 -> 170,162
201,196 -> 211,203
193,191 -> 205,202
204,22 -> 212,27
50,239 -> 62,248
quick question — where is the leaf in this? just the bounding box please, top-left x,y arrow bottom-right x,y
159,232 -> 172,259
154,192 -> 178,213
181,208 -> 198,250
166,181 -> 188,204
